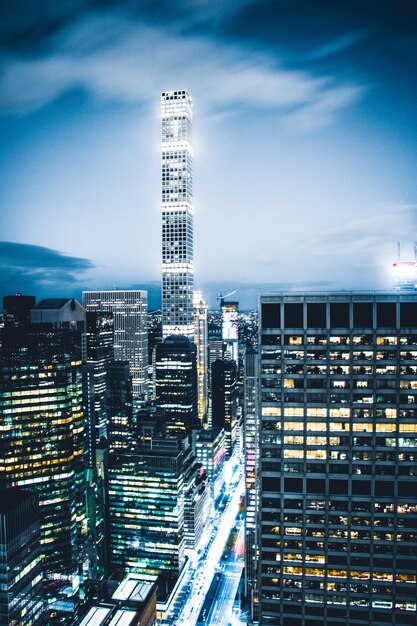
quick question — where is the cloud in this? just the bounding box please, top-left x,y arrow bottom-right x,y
0,8 -> 366,128
0,241 -> 94,298
309,30 -> 371,60
306,204 -> 417,264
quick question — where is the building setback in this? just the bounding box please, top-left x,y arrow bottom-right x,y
258,292 -> 417,626
161,90 -> 194,340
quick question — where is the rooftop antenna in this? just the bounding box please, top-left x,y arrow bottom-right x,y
397,241 -> 401,261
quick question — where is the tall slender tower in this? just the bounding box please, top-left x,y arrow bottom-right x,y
161,90 -> 194,339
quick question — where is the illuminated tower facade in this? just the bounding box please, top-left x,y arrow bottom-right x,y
161,90 -> 194,339
194,290 -> 208,422
0,325 -> 87,615
258,292 -> 417,626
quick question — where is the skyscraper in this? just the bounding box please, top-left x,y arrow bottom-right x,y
244,346 -> 260,623
0,489 -> 45,626
194,290 -> 208,422
211,358 -> 239,455
221,299 -> 239,364
0,325 -> 87,616
161,90 -> 194,339
82,290 -> 148,399
258,292 -> 417,626
85,311 -> 114,441
155,335 -> 199,433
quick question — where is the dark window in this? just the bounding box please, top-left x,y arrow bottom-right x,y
284,303 -> 303,328
262,303 -> 281,329
375,480 -> 394,496
377,302 -> 396,327
261,334 -> 281,345
398,481 -> 414,496
329,479 -> 348,495
284,477 -> 303,493
330,303 -> 350,327
307,303 -> 327,327
262,476 -> 280,492
307,478 -> 326,494
400,303 -> 417,328
353,303 -> 373,327
352,480 -> 371,495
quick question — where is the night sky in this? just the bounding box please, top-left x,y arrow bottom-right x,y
1,1 -> 417,308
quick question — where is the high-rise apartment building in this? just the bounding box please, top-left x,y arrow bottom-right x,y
161,90 -> 194,339
194,290 -> 208,422
258,292 -> 417,626
82,290 -> 148,399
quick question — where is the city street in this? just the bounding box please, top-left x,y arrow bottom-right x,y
170,461 -> 245,626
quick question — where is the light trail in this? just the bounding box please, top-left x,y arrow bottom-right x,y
172,464 -> 244,626
207,524 -> 245,626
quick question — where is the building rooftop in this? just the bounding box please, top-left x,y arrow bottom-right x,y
78,607 -> 138,626
33,298 -> 72,309
112,573 -> 155,603
0,488 -> 35,514
163,334 -> 191,345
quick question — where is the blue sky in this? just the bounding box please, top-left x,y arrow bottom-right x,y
1,0 -> 416,308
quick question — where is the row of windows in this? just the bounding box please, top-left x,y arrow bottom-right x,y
262,302 -> 417,329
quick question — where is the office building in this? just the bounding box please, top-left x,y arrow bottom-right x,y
258,292 -> 417,626
106,360 -> 134,452
194,428 -> 227,501
211,358 -> 239,455
108,409 -> 209,578
244,346 -> 260,622
111,574 -> 157,626
82,290 -> 148,399
0,489 -> 44,626
154,334 -> 199,432
0,324 -> 87,616
194,290 -> 208,422
161,90 -> 194,339
108,431 -> 186,579
86,311 -> 114,441
31,297 -> 87,359
3,294 -> 35,326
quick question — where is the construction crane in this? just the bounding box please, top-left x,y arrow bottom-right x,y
217,290 -> 237,306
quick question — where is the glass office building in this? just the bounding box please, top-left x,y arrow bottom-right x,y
0,325 -> 87,614
0,489 -> 45,626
